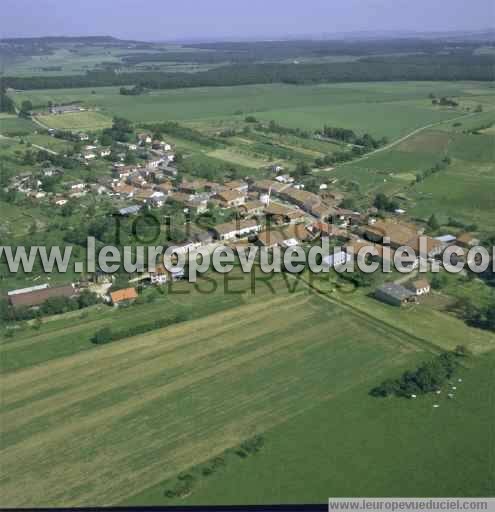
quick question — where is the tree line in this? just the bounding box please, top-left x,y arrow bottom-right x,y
370,349 -> 468,398
3,54 -> 494,91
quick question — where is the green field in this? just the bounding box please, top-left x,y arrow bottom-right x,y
1,267 -> 494,507
140,350 -> 494,505
35,111 -> 113,130
13,81 -> 493,138
0,114 -> 38,136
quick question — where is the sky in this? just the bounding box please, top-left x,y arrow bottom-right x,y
1,0 -> 494,41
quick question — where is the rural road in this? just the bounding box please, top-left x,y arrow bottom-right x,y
31,115 -> 52,131
0,131 -> 59,155
339,111 -> 478,167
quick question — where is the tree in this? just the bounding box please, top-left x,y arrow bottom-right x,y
427,214 -> 440,231
20,100 -> 33,116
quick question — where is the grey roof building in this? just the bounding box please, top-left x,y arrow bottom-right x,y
375,283 -> 417,307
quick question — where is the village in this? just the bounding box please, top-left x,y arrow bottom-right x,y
4,123 -> 482,313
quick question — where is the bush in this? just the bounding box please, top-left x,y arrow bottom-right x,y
91,327 -> 113,345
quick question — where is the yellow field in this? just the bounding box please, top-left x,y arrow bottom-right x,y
36,111 -> 113,130
0,292 -> 421,507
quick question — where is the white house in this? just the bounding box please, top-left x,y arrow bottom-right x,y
322,251 -> 351,268
408,279 -> 431,296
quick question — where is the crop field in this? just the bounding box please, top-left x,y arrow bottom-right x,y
13,81 -> 490,139
35,111 -> 113,131
0,288 -> 426,507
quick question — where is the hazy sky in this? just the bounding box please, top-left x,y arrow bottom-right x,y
1,0 -> 494,40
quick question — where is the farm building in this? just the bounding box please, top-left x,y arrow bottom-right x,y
375,283 -> 417,307
8,284 -> 77,309
110,288 -> 138,306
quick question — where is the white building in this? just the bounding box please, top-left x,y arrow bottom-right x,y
322,251 -> 351,268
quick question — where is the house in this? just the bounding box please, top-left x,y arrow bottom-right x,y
309,203 -> 337,220
278,187 -> 321,211
274,174 -> 294,184
42,166 -> 63,177
134,189 -> 156,204
146,157 -> 164,169
310,222 -> 348,239
256,224 -> 311,249
214,190 -> 246,208
66,182 -> 86,192
264,203 -> 305,225
193,231 -> 214,246
179,179 -> 207,194
238,200 -> 265,218
407,236 -> 444,259
8,284 -> 77,309
322,251 -> 351,268
364,220 -> 420,248
345,240 -> 396,266
113,183 -> 136,198
169,240 -> 201,255
137,133 -> 152,145
83,151 -> 96,160
77,132 -> 89,141
407,279 -> 431,296
212,219 -> 262,241
112,164 -> 137,180
99,148 -> 111,157
457,233 -> 480,248
434,234 -> 457,246
117,205 -> 142,216
155,182 -> 174,195
250,180 -> 287,195
168,192 -> 208,214
224,180 -> 249,193
110,288 -> 138,306
149,263 -> 168,285
375,283 -> 417,307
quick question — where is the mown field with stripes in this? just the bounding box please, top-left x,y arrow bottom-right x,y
1,286 -> 426,507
